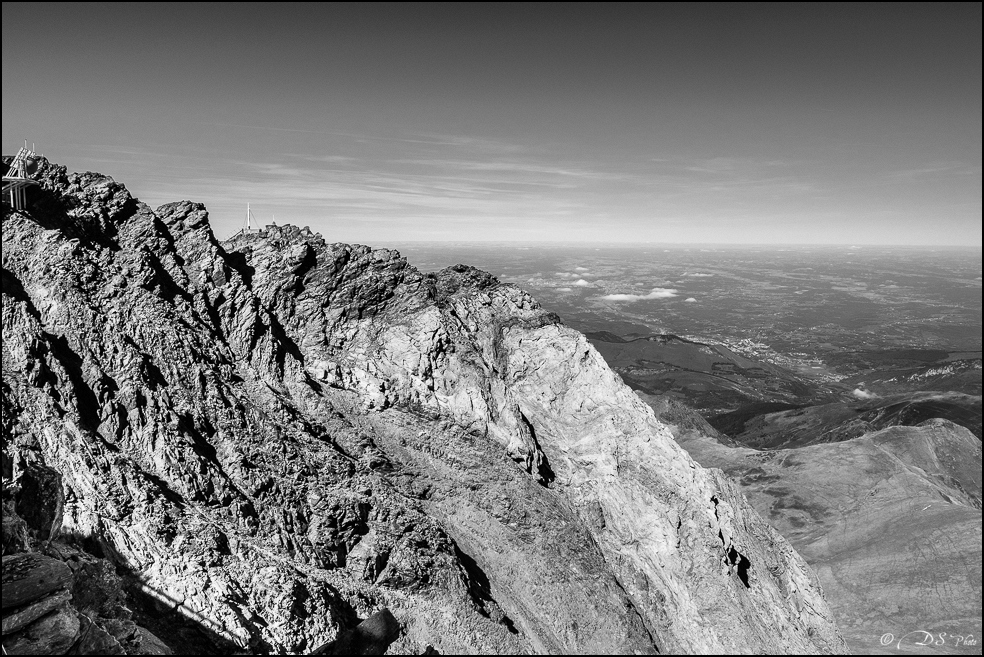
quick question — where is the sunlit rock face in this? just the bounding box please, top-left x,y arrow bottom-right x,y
2,159 -> 846,654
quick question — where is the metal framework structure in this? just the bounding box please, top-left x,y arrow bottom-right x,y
229,203 -> 270,239
2,144 -> 39,210
234,203 -> 258,236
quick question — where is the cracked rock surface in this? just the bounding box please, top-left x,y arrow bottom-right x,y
1,463 -> 171,655
2,158 -> 846,654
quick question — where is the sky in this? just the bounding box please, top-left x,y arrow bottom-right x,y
3,3 -> 981,245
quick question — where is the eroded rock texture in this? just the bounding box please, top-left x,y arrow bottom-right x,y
1,465 -> 171,655
1,159 -> 846,654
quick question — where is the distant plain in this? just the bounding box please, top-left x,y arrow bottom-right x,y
392,243 -> 982,412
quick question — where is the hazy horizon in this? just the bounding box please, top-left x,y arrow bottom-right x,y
3,3 -> 981,246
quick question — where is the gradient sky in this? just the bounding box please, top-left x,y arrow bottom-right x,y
3,3 -> 981,245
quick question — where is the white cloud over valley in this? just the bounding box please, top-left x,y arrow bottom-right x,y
600,288 -> 679,302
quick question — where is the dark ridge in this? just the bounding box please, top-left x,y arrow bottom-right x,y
707,402 -> 805,436
584,331 -> 628,343
849,348 -> 952,364
633,334 -> 706,346
861,400 -> 982,440
585,332 -> 709,347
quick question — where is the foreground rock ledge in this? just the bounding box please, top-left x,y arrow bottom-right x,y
1,158 -> 847,654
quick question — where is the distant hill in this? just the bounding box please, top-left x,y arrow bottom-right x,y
586,332 -> 832,416
677,419 -> 982,655
709,391 -> 982,447
828,350 -> 983,396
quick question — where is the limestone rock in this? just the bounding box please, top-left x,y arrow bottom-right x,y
1,588 -> 71,635
1,553 -> 73,609
2,605 -> 80,655
1,158 -> 848,653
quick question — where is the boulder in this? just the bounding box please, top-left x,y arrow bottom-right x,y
2,553 -> 73,609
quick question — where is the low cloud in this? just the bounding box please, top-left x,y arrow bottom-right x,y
601,287 -> 678,302
573,279 -> 591,287
684,297 -> 697,302
556,287 -> 573,292
684,272 -> 714,277
852,388 -> 878,400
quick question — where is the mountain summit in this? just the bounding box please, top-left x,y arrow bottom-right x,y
1,158 -> 846,654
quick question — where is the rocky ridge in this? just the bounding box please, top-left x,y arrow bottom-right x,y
2,158 -> 846,654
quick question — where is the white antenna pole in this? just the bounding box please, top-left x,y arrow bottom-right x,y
247,203 -> 251,232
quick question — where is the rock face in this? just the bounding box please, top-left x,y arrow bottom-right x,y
677,419 -> 982,655
2,159 -> 846,654
1,466 -> 171,655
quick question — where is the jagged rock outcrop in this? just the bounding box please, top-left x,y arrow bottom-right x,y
2,158 -> 847,654
1,466 -> 171,655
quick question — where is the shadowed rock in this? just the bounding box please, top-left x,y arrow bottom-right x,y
14,463 -> 64,542
317,608 -> 401,655
2,553 -> 73,609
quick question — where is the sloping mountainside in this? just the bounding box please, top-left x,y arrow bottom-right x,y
586,332 -> 831,417
710,391 -> 982,448
0,159 -> 846,654
676,419 -> 982,655
825,350 -> 983,398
